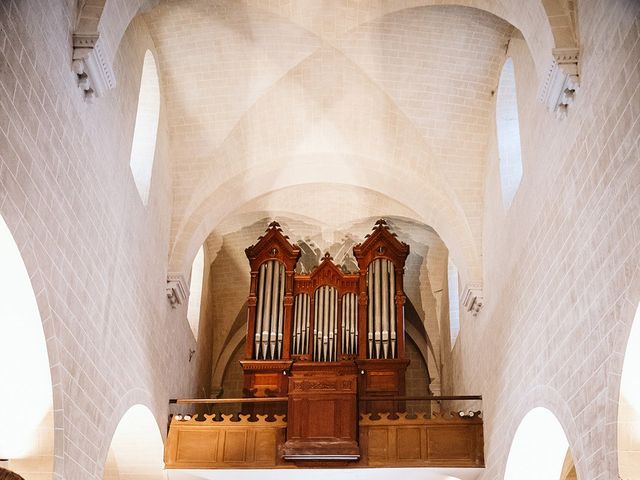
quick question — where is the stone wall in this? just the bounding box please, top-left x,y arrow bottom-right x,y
452,2 -> 640,479
0,2 -> 197,479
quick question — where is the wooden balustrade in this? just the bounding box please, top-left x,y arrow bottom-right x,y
165,395 -> 484,469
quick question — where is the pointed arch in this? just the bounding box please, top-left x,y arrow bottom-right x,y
103,404 -> 164,480
618,302 -> 640,479
0,217 -> 54,478
504,407 -> 573,480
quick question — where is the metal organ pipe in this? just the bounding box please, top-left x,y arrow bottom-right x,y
389,262 -> 396,359
269,262 -> 280,359
276,264 -> 285,358
374,259 -> 382,359
292,293 -> 310,355
252,260 -> 286,360
261,261 -> 273,359
312,286 -> 338,361
328,287 -> 334,361
367,259 -> 397,360
352,294 -> 358,355
381,259 -> 389,359
341,293 -> 358,356
367,267 -> 374,358
303,294 -> 309,354
254,263 -> 266,359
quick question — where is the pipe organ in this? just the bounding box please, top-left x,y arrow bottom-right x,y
253,260 -> 286,360
241,219 -> 410,459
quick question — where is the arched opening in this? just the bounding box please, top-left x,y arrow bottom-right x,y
496,57 -> 523,210
129,50 -> 160,205
618,303 -> 640,479
103,404 -> 165,479
187,245 -> 205,339
447,257 -> 460,348
504,407 -> 573,480
0,217 -> 54,478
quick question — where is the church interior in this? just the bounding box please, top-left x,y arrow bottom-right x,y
0,0 -> 638,479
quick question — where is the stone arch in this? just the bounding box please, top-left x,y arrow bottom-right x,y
211,327 -> 247,391
96,389 -> 166,480
94,388 -> 160,478
0,215 -> 58,479
618,302 -> 640,479
539,0 -> 579,50
504,406 -> 574,480
170,165 -> 480,290
102,403 -> 165,480
501,384 -> 584,480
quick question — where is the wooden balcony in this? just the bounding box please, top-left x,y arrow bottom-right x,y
164,396 -> 483,470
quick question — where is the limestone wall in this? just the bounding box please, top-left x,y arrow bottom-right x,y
452,2 -> 640,479
0,2 -> 197,479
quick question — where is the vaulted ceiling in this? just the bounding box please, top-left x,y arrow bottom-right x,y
139,1 -> 532,287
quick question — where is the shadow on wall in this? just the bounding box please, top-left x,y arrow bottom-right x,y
0,217 -> 54,479
504,407 -> 576,480
103,404 -> 165,480
618,303 -> 640,479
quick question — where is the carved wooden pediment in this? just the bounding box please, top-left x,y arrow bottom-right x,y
353,219 -> 410,270
245,221 -> 301,271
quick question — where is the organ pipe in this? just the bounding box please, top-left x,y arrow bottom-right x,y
261,261 -> 273,359
341,293 -> 358,356
303,294 -> 309,354
312,286 -> 339,361
246,220 -> 408,365
390,263 -> 396,359
292,293 -> 311,355
381,259 -> 389,359
366,259 -> 397,360
252,260 -> 287,360
276,264 -> 285,358
254,263 -> 266,359
367,267 -> 374,358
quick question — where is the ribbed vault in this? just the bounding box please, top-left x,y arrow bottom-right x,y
139,2 -> 536,286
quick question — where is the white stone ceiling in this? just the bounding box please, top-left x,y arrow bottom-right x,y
142,1 -> 526,284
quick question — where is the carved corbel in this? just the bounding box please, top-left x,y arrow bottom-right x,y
167,273 -> 189,308
72,33 -> 116,101
538,48 -> 580,119
461,283 -> 483,316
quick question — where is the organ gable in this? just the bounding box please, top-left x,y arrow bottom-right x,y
245,221 -> 301,271
353,219 -> 410,271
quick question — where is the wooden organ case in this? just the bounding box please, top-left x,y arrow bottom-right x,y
241,220 -> 410,461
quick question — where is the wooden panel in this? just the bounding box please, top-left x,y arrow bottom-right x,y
426,425 -> 478,462
359,412 -> 484,467
223,430 -> 248,463
396,427 -> 421,460
255,429 -> 277,462
165,414 -> 285,469
367,428 -> 390,462
176,429 -> 218,463
165,410 -> 484,469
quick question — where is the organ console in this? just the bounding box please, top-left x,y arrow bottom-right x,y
240,219 -> 411,460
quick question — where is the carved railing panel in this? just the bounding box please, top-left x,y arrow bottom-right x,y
359,412 -> 484,467
165,414 -> 287,469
